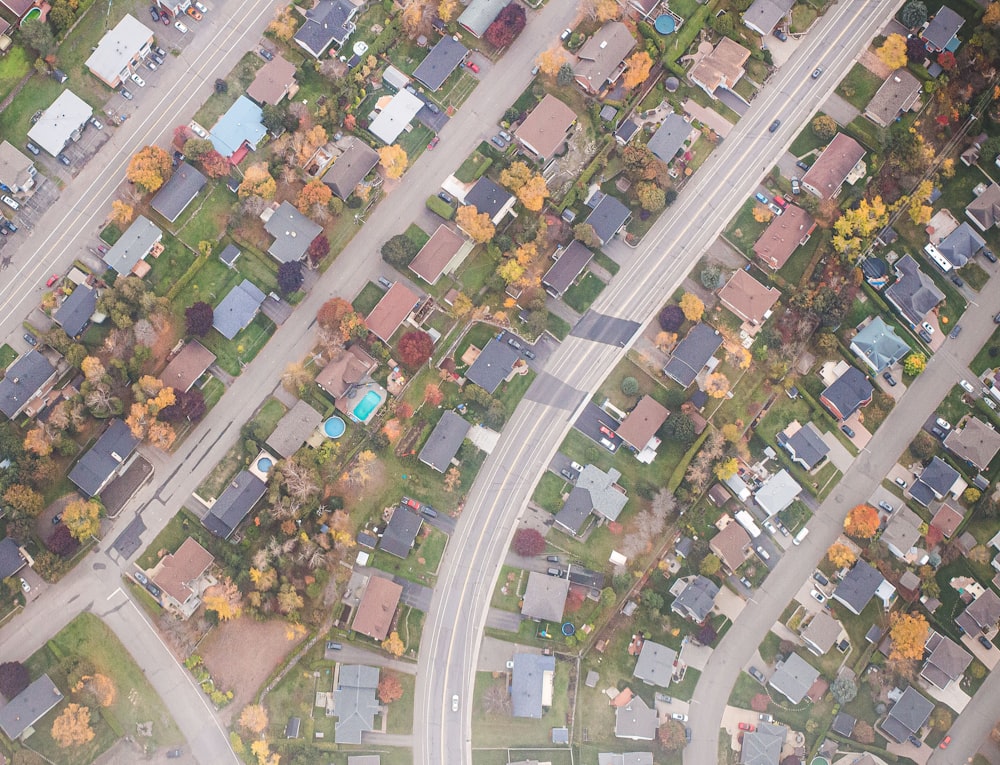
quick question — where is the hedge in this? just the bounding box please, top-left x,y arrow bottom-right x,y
426,195 -> 455,220
668,425 -> 712,492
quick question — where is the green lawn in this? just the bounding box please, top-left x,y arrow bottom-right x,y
724,198 -> 771,257
135,508 -> 226,570
562,272 -> 606,313
353,281 -> 386,315
148,236 -> 198,297
0,45 -> 30,102
970,324 -> 1000,376
455,150 -> 493,183
532,472 -> 569,513
471,668 -> 572,747
789,112 -> 832,158
200,313 -> 277,376
836,63 -> 884,111
964,261 -> 991,291
456,247 -> 500,296
369,526 -> 448,586
201,376 -> 226,408
781,228 -> 826,286
176,183 -> 235,251
0,343 -> 17,370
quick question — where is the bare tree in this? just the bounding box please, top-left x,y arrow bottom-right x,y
481,682 -> 512,716
85,384 -> 115,417
133,318 -> 158,347
280,460 -> 320,501
271,497 -> 302,521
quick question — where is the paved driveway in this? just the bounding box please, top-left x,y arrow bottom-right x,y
820,430 -> 855,472
573,401 -> 623,449
821,92 -> 860,126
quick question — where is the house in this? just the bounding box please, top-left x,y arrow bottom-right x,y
409,225 -> 475,285
955,588 -> 1000,636
0,538 -> 27,580
0,0 -> 35,20
160,340 -> 215,393
572,22 -> 636,95
864,69 -> 921,127
885,254 -> 945,328
554,464 -> 629,535
671,575 -> 719,622
246,54 -> 298,105
465,337 -> 521,394
584,194 -> 631,246
646,113 -> 691,164
881,506 -> 922,559
209,96 -> 267,160
54,285 -> 97,338
688,38 -> 751,99
458,0 -> 511,37
511,653 -> 556,718
768,653 -> 819,704
598,754 -> 654,765
739,723 -> 787,765
464,176 -> 516,225
752,205 -> 816,270
614,695 -> 657,741
27,90 -> 92,157
717,270 -> 780,326
202,470 -> 267,539
316,345 -> 377,400
102,215 -> 162,275
833,560 -> 885,615
333,665 -> 380,744
521,570 -> 570,622
663,323 -> 723,387
742,0 -> 794,35
966,183 -> 1000,230
219,244 -> 241,268
151,162 -> 207,223
369,89 -> 425,144
85,14 -> 154,88
776,421 -> 829,471
365,282 -> 420,342
945,417 -> 1000,470
285,717 -> 301,739
935,221 -> 985,268
353,575 -> 403,640
921,631 -> 972,689
266,399 -> 322,458
931,502 -> 963,538
614,118 -> 640,145
819,366 -> 873,420
380,508 -> 423,559
616,396 -> 668,455
961,133 -> 988,166
413,35 -> 469,91
880,686 -> 934,743
849,316 -> 910,373
0,141 -> 36,193
149,537 -> 214,617
514,94 -> 577,162
754,469 -> 801,516
800,133 -> 866,199
910,456 -> 961,506
709,521 -> 751,574
922,5 -> 964,52
0,350 -> 57,420
294,0 -> 357,57
322,138 -> 380,200
801,611 -> 843,655
632,639 -> 677,687
418,410 -> 471,473
0,674 -> 63,740
263,201 -> 323,263
543,241 -> 594,297
212,279 -> 266,340
68,419 -> 140,498
382,65 -> 409,93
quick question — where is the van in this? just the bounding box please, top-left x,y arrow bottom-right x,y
792,528 -> 809,546
1,196 -> 19,210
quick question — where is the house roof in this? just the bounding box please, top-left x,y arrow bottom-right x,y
353,576 -> 403,639
219,243 -> 241,266
285,716 -> 301,739
742,0 -> 794,34
322,138 -> 379,199
380,508 -> 422,559
0,141 -> 34,190
833,560 -> 884,614
573,22 -> 636,93
647,113 -> 690,163
159,340 -> 216,393
543,241 -> 593,296
778,422 -> 829,470
266,399 -> 322,458
830,711 -> 856,737
413,35 -> 468,91
882,505 -> 922,556
616,396 -> 668,451
333,664 -> 380,744
802,611 -> 842,655
458,0 -> 511,37
0,350 -> 56,419
931,502 -> 963,538
922,5 -> 964,50
0,537 -> 26,580
614,695 -> 657,740
418,410 -> 470,473
511,652 -> 556,718
209,96 -> 267,157
465,176 -> 515,219
151,162 -> 207,222
752,205 -> 815,270
614,118 -> 640,144
369,89 -> 425,144
295,0 -> 356,57
754,469 -> 801,516
663,323 -> 723,387
632,640 -> 676,688
102,215 -> 162,275
885,254 -> 945,326
316,345 -> 376,398
937,221 -> 985,267
85,14 -> 153,86
768,653 -> 819,704
820,366 -> 873,420
27,89 -> 92,156
956,588 -> 1000,636
882,686 -> 934,742
945,417 -> 1000,470
213,279 -> 266,340
710,520 -> 751,572
409,225 -> 473,285
466,337 -> 521,394
672,575 -> 719,622
202,470 -> 267,539
865,69 -> 921,126
0,0 -> 34,16
521,570 -> 570,622
54,284 -> 97,337
555,464 -> 628,534
801,133 -> 866,199
347,757 -> 382,765
514,94 -> 577,160
365,282 -> 420,342
68,419 -> 139,498
151,537 -> 214,605
0,674 -> 63,740
966,183 -> 1000,230
246,54 -> 297,105
717,269 -> 780,324
689,37 -> 751,93
585,194 -> 631,246
383,65 -> 409,91
850,316 -> 910,372
739,723 -> 786,765
264,201 -> 323,263
912,456 -> 960,505
922,633 -> 972,688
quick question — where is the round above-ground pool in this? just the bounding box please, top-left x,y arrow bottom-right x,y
20,7 -> 41,25
561,622 -> 576,636
324,416 -> 346,438
256,456 -> 273,472
809,758 -> 829,765
352,389 -> 382,422
654,14 -> 676,34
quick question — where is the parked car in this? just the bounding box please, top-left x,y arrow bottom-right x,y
427,136 -> 439,150
149,6 -> 160,21
425,102 -> 440,114
985,248 -> 997,263
796,159 -> 810,171
560,468 -> 574,480
19,578 -> 29,593
325,641 -> 342,651
153,45 -> 166,57
401,497 -> 420,510
89,116 -> 103,129
531,64 -> 540,75
894,477 -> 908,488
465,61 -> 479,73
754,192 -> 769,204
260,48 -> 274,61
979,635 -> 993,649
811,589 -> 826,603
939,736 -> 951,749
908,734 -> 923,747
599,424 -> 614,438
812,572 -> 829,586
560,28 -> 572,40
490,135 -> 507,149
523,349 -> 536,360
507,337 -> 523,350
498,130 -> 512,143
738,722 -> 755,731
768,119 -> 781,133
951,274 -> 964,287
546,556 -> 560,563
772,27 -> 787,41
878,501 -> 894,513
146,59 -> 158,71
599,437 -> 617,452
1,195 -> 19,210
546,568 -> 563,577
133,571 -> 148,585
162,11 -> 171,25
790,177 -> 800,194
811,66 -> 823,79
882,371 -> 896,386
949,324 -> 962,338
755,546 -> 770,561
185,7 -> 202,20
419,505 -> 438,519
960,379 -> 975,393
767,202 -> 782,216
931,426 -> 946,439
25,141 -> 40,156
23,333 -> 36,346
841,424 -> 855,438
935,417 -> 951,431
740,576 -> 752,588
685,727 -> 692,743
570,461 -> 583,472
194,1 -> 209,12
174,20 -> 188,33
3,219 -> 17,233
918,329 -> 932,343
758,713 -> 774,723
131,72 -> 146,87
437,191 -> 453,204
671,713 -> 688,722
921,321 -> 935,335
46,273 -> 59,287
51,512 -> 62,525
120,87 -> 134,100
748,666 -> 766,684
152,53 -> 165,65
146,582 -> 162,598
166,748 -> 182,758
763,520 -> 777,534
57,153 -> 71,166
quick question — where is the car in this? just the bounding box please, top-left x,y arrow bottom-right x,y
3,219 -> 16,233
795,159 -> 810,171
921,321 -> 935,335
46,274 -> 59,287
490,135 -> 507,149
768,202 -> 782,216
979,635 -> 993,649
89,116 -> 103,129
685,727 -> 692,743
466,61 -> 479,73
498,130 -> 512,142
146,582 -> 162,598
23,333 -> 37,346
570,461 -> 583,471
763,520 -> 777,534
755,546 -> 770,561
507,336 -> 523,350
325,641 -> 342,651
841,424 -> 855,438
951,274 -> 964,287
401,497 -> 420,510
131,72 -> 146,87
133,571 -> 148,585
175,20 -> 188,33
738,722 -> 755,731
452,695 -> 459,712
260,48 -> 274,61
0,226 -> 7,236
960,379 -> 975,393
149,6 -> 160,21
882,371 -> 897,386
146,59 -> 158,71
152,53 -> 165,65
523,349 -> 536,360
186,7 -> 202,20
940,736 -> 951,749
813,572 -> 829,586
19,578 -> 29,593
419,504 -> 438,519
811,589 -> 826,603
950,324 -> 962,338
599,424 -> 614,437
425,102 -> 440,114
768,119 -> 781,133
546,555 -> 560,563
437,191 -> 453,204
194,1 -> 208,11
908,734 -> 922,747
427,136 -> 439,150
600,437 -> 617,452
811,66 -> 824,79
935,417 -> 951,431
775,520 -> 789,536
1,195 -> 19,210
740,576 -> 752,588
162,11 -> 171,25
790,177 -> 800,195
772,27 -> 787,41
931,426 -> 945,439
51,512 -> 62,525
560,28 -> 572,40
120,87 -> 134,100
97,243 -> 109,254
754,192 -> 769,204
995,312 -> 1000,324
560,468 -> 574,480
671,713 -> 688,722
894,477 -> 908,488
57,153 -> 71,166
24,141 -> 41,157
878,500 -> 894,513
547,567 -> 563,576
153,45 -> 166,57
748,666 -> 766,684
918,329 -> 932,343
166,749 -> 182,759
985,248 -> 998,263
758,713 -> 774,723
531,64 -> 540,75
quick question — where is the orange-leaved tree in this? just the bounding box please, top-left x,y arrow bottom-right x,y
126,146 -> 172,193
844,504 -> 880,538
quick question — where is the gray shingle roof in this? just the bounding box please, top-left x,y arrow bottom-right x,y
739,723 -> 786,765
614,695 -> 657,740
671,575 -> 719,622
0,674 -> 63,740
380,508 -> 422,559
265,399 -> 322,458
0,537 -> 26,579
0,350 -> 56,419
820,366 -> 873,420
54,285 -> 97,337
833,560 -> 884,615
663,323 -> 723,387
742,0 -> 794,34
647,113 -> 690,163
922,6 -> 964,50
864,69 -> 921,126
102,215 -> 162,275
212,279 -> 266,340
511,652 -> 555,718
831,711 -> 856,737
68,419 -> 139,498
322,138 -> 379,200
555,465 -> 628,534
585,194 -> 631,246
151,162 -> 207,223
768,653 -> 819,704
521,570 -> 569,622
777,424 -> 829,470
465,337 -> 521,394
218,244 -> 241,267
413,35 -> 468,91
542,241 -> 593,297
882,686 -> 934,742
418,410 -> 470,472
912,456 -> 959,505
885,254 -> 945,327
202,470 -> 267,538
264,201 -> 323,263
334,665 -> 380,744
295,0 -> 357,56
573,22 -> 636,94
465,177 -> 514,219
632,640 -> 676,687
457,0 -> 511,37
937,221 -> 985,267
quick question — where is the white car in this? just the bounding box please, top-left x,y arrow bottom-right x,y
451,695 -> 459,712
19,578 -> 29,593
1,195 -> 19,210
670,712 -> 688,722
810,589 -> 826,603
959,379 -> 975,394
130,72 -> 146,87
935,417 -> 951,431
194,1 -> 208,11
921,321 -> 935,335
174,20 -> 188,33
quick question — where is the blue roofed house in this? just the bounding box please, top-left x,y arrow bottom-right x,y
68,419 -> 140,498
0,350 -> 57,420
922,6 -> 964,52
413,35 -> 468,91
466,337 -> 521,394
54,284 -> 97,338
935,222 -> 985,268
584,193 -> 631,246
294,0 -> 358,58
776,421 -> 829,470
884,254 -> 945,328
209,96 -> 267,159
0,674 -> 63,740
458,0 -> 511,37
647,113 -> 691,164
910,456 -> 962,506
212,280 -> 267,340
819,366 -> 873,420
102,215 -> 162,275
849,316 -> 910,373
263,201 -> 323,263
663,323 -> 723,388
511,653 -> 556,718
202,470 -> 267,539
333,665 -> 380,744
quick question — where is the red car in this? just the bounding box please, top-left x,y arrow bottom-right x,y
427,136 -> 440,150
738,723 -> 755,732
773,194 -> 788,209
161,11 -> 171,24
401,497 -> 421,510
939,736 -> 951,749
46,273 -> 59,287
599,425 -> 614,438
466,61 -> 479,73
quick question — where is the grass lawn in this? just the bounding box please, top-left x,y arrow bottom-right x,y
0,343 -> 17,370
724,198 -> 771,257
457,247 -> 500,296
546,312 -> 571,340
781,228 -> 826,286
593,250 -> 620,276
562,272 -> 606,313
836,63 -> 884,111
964,261 -> 991,291
201,376 -> 226,409
354,282 -> 386,315
200,313 -> 276,376
455,150 -> 493,183
0,45 -> 30,102
970,324 -> 1000,376
175,183 -> 235,249
397,123 -> 434,162
789,112 -> 831,158
845,116 -> 884,151
370,526 -> 448,585
148,236 -> 198,296
135,508 -> 228,569
471,667 -> 571,747
790,3 -> 818,32
532,472 -> 569,513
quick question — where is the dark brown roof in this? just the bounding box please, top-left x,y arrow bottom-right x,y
717,269 -> 780,323
316,346 -> 376,398
753,205 -> 815,270
246,55 -> 297,105
615,396 -> 668,450
709,521 -> 750,572
365,282 -> 420,342
159,340 -> 216,393
352,575 -> 403,640
801,133 -> 866,199
931,503 -> 963,538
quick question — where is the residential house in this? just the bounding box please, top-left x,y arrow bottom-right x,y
754,469 -> 801,516
910,456 -> 961,506
944,417 -> 1000,470
353,575 -> 403,640
366,282 -> 420,342
598,754 -> 654,765
688,38 -> 751,100
202,470 -> 267,539
542,241 -> 594,297
554,464 -> 629,535
418,410 -> 471,473
465,337 -> 521,394
294,0 -> 357,58
717,269 -> 780,326
369,89 -> 425,144
961,133 -> 988,166
864,69 -> 921,127
573,22 -> 636,95
85,14 -> 154,88
409,225 -> 475,285
102,215 -> 162,275
149,537 -> 214,618
333,665 -> 380,744
671,575 -> 719,622
322,138 -> 380,200
849,316 -> 910,373
68,419 -> 140,498
922,6 -> 964,52
833,560 -> 885,615
27,90 -> 92,157
511,653 -> 556,718
616,395 -> 668,458
0,538 -> 28,580
819,366 -> 873,420
521,570 -> 570,622
646,113 -> 691,164
212,279 -> 266,340
413,35 -> 469,91
0,350 -> 57,420
742,0 -> 794,35
458,0 -> 511,38
584,194 -> 631,246
768,653 -> 819,704
159,340 -> 215,393
316,345 -> 377,400
514,94 -> 577,162
151,162 -> 207,223
830,711 -> 857,738
632,640 -> 677,688
882,506 -> 922,559
739,723 -> 787,765
263,200 -> 323,263
463,176 -> 516,226
935,221 -> 985,268
800,133 -> 866,199
265,399 -> 322,458
614,695 -> 657,741
0,674 -> 63,740
880,686 -> 934,743
614,118 -> 640,145
777,421 -> 829,470
955,588 -> 1000,637
801,611 -> 843,655
885,254 -> 945,328
752,205 -> 816,270
54,285 -> 97,338
209,96 -> 267,160
0,141 -> 36,193
246,54 -> 298,105
663,323 -> 723,387
966,183 -> 1000,230
0,0 -> 35,20
931,502 -> 963,538
380,508 -> 422,559
626,0 -> 660,19
709,520 -> 751,574
921,631 -> 972,689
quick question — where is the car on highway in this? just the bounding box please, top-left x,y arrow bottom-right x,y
748,666 -> 766,684
811,66 -> 823,78
23,333 -> 37,346
738,722 -> 755,731
882,371 -> 896,386
452,695 -> 459,712
768,119 -> 781,133
466,60 -> 479,73
134,571 -> 148,585
427,136 -> 439,150
19,578 -> 29,593
175,20 -> 188,33
790,177 -> 800,194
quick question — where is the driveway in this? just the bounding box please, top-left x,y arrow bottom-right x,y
714,586 -> 749,622
573,400 -> 623,449
819,430 -> 854,473
821,93 -> 860,126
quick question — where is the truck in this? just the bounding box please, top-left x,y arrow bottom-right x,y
792,527 -> 810,546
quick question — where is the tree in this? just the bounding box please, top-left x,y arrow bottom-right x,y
281,362 -> 311,395
811,115 -> 837,140
185,302 -> 214,336
296,180 -> 332,215
582,0 -> 621,21
239,704 -> 269,735
636,182 -> 666,212
444,466 -> 461,492
700,265 -> 723,290
199,150 -> 230,178
623,51 -> 654,90
705,372 -> 731,398
52,704 -> 94,748
574,223 -> 601,248
827,542 -> 856,568
438,0 -> 459,21
512,528 -> 545,556
0,661 -> 30,699
23,427 -> 52,457
901,0 -> 927,28
515,175 -> 549,211
456,205 -> 495,243
536,46 -> 568,76
317,297 -> 353,332
63,498 -> 101,541
397,331 -> 434,368
830,676 -> 857,704
844,504 -> 880,538
183,137 -> 214,159
382,631 -> 405,657
986,1 -> 1000,27
203,577 -> 243,620
659,304 -> 685,332
929,706 -> 952,732
110,200 -> 133,228
753,205 -> 774,224
910,431 -> 937,460
853,720 -> 875,744
620,376 -> 639,396
308,233 -> 330,267
699,553 -> 721,576
379,144 -> 409,180
964,487 -> 982,504
378,673 -> 404,704
484,3 -> 526,48
381,234 -> 420,268
658,720 -> 686,751
713,457 -> 738,480
4,485 -> 43,516
424,383 -> 444,407
664,412 -> 696,443
277,261 -> 303,294
237,163 -> 276,200
679,293 -> 704,322
877,34 -> 908,69
889,611 -> 929,661
277,583 -> 304,615
126,146 -> 172,193
20,18 -> 56,58
903,352 -> 927,376
78,674 -> 115,708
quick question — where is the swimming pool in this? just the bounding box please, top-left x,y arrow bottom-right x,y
353,390 -> 382,421
323,416 -> 346,438
256,457 -> 273,472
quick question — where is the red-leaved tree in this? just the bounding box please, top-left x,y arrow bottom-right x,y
185,301 -> 214,336
484,3 -> 526,48
397,331 -> 434,369
308,234 -> 330,267
512,528 -> 545,556
199,150 -> 230,178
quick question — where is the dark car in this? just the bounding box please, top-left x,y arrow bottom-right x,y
52,512 -> 63,525
546,567 -> 563,577
25,142 -> 40,156
882,371 -> 897,386
841,424 -> 855,438
120,87 -> 134,100
23,333 -> 37,346
918,329 -> 933,342
507,336 -> 523,351
995,312 -> 1000,324
152,53 -> 165,66
772,28 -> 787,41
149,6 -> 160,21
950,325 -> 962,339
813,571 -> 829,586
768,119 -> 781,133
951,274 -> 964,287
260,48 -> 274,61
325,641 -> 342,651
796,160 -> 810,171
985,248 -> 997,263
153,45 -> 166,57
908,735 -> 922,747
748,666 -> 766,684
560,468 -> 574,480
426,102 -> 440,115
419,505 -> 438,519
931,426 -> 946,439
57,153 -> 71,166
546,555 -> 560,563
490,135 -> 507,149
523,348 -> 536,360
979,635 -> 993,649
166,749 -> 182,759
685,727 -> 692,744
172,150 -> 184,168
3,219 -> 17,233
145,582 -> 162,598
437,191 -> 453,204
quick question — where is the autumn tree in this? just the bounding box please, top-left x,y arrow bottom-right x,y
63,499 -> 101,541
78,674 -> 115,708
574,222 -> 601,248
0,661 -> 29,698
199,150 -> 230,179
844,504 -> 880,538
877,34 -> 908,69
456,205 -> 495,243
203,577 -> 243,620
623,51 -> 653,90
438,0 -> 459,22
127,146 -> 172,193
110,200 -> 133,228
636,182 -> 665,211
889,611 -> 929,661
536,45 -> 568,76
699,553 -> 722,576
183,137 -> 214,159
378,673 -> 405,704
713,457 -> 738,480
185,301 -> 214,336
658,720 -> 686,752
512,528 -> 545,556
281,362 -> 312,395
832,196 -> 888,257
582,0 -> 621,21
308,233 -> 331,267
659,304 -> 685,332
277,583 -> 304,615
239,704 -> 269,735
679,292 -> 704,322
268,6 -> 296,39
827,542 -> 856,568
752,205 -> 774,223
903,352 -> 927,376
397,331 -> 435,369
277,261 -> 304,294
704,372 -> 730,398
424,383 -> 444,406
237,163 -> 277,199
444,466 -> 461,492
296,179 -> 333,215
317,297 -> 354,333
484,3 -> 526,48
379,144 -> 409,180
516,176 -> 549,211
811,115 -> 837,140
853,720 -> 875,744
51,704 -> 94,747
382,631 -> 405,657
4,485 -> 43,517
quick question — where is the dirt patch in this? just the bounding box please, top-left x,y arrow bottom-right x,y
93,738 -> 191,765
857,49 -> 892,79
35,493 -> 82,543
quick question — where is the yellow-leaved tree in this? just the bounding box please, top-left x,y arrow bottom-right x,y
889,612 -> 929,661
126,146 -> 172,193
536,46 -> 568,76
622,51 -> 654,90
379,144 -> 409,180
679,292 -> 704,322
827,542 -> 856,568
51,703 -> 94,747
382,631 -> 405,657
876,34 -> 908,69
237,163 -> 276,200
63,498 -> 101,541
110,200 -> 133,227
203,577 -> 243,621
455,205 -> 495,243
704,372 -> 730,398
239,704 -> 269,735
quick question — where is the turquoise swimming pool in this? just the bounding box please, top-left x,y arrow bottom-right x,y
353,390 -> 382,421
